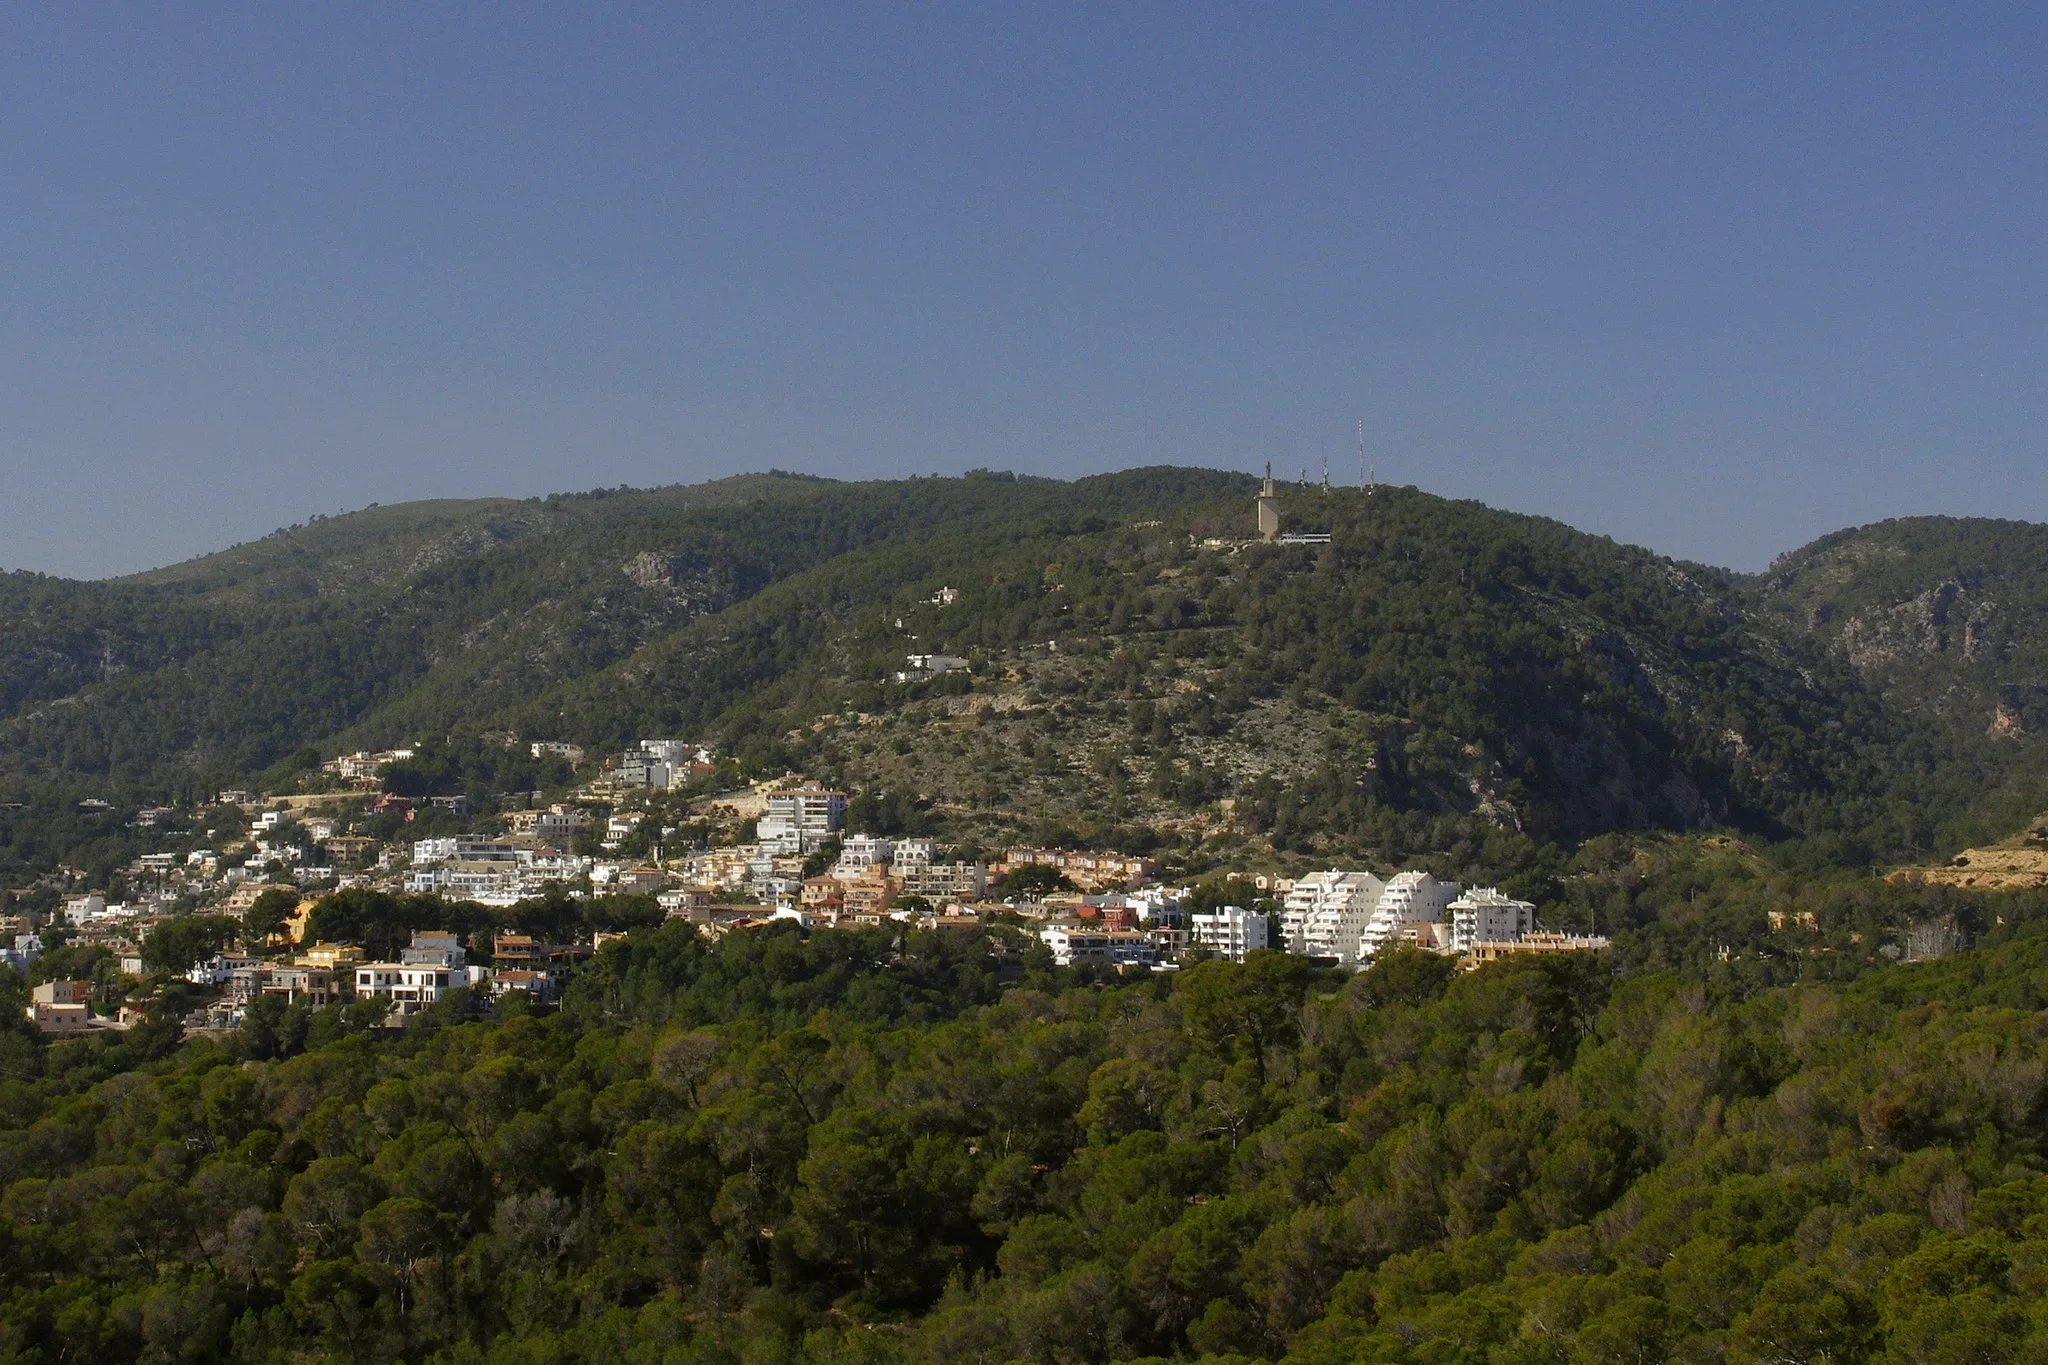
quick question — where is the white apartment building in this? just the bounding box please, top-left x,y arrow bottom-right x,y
1281,869 -> 1387,966
757,789 -> 847,854
187,953 -> 264,986
63,896 -> 107,926
1358,872 -> 1461,961
1449,887 -> 1537,954
506,805 -> 593,843
613,755 -> 672,790
353,962 -> 465,1017
679,845 -> 760,891
1191,905 -> 1270,963
530,740 -> 586,764
413,837 -> 522,865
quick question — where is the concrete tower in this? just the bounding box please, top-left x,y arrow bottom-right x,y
1256,463 -> 1280,542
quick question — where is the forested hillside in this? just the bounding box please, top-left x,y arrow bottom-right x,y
11,894 -> 2048,1362
0,470 -> 1245,796
3,470 -> 2048,874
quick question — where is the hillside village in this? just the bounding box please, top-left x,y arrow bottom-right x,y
2,473 -> 2024,1037
9,727 -> 1607,1036
6,479 -> 1620,1038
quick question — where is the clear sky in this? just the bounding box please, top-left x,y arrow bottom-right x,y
4,4 -> 2045,578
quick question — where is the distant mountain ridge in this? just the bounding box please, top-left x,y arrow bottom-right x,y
2,470 -> 2045,868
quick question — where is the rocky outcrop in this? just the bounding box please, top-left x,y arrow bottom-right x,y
1834,578 -> 2000,672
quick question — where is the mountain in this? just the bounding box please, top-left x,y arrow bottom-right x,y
1754,516 -> 2048,852
0,471 -> 1241,791
4,471 -> 2048,876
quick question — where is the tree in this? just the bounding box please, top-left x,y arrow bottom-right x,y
354,1197 -> 444,1316
141,915 -> 240,974
1002,863 -> 1074,898
1175,950 -> 1312,1082
283,1157 -> 383,1261
244,886 -> 300,952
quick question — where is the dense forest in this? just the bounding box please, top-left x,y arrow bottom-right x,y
10,882 -> 2048,1362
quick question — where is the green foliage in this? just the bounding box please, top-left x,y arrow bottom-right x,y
1001,863 -> 1076,897
241,887 -> 298,951
139,915 -> 240,974
6,912 -> 2048,1361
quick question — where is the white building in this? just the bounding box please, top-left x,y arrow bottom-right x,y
890,838 -> 937,868
1040,925 -> 1158,968
530,740 -> 586,764
413,836 -> 521,865
894,653 -> 971,682
409,862 -> 525,902
1281,869 -> 1387,966
187,953 -> 263,986
639,739 -> 712,767
757,789 -> 847,854
1449,888 -> 1537,954
63,896 -> 107,926
3,933 -> 44,974
613,755 -> 672,790
1191,905 -> 1270,963
1358,872 -> 1461,961
534,808 -> 589,842
836,834 -> 894,872
897,861 -> 987,902
354,932 -> 484,1018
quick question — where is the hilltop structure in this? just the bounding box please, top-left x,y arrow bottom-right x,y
1256,464 -> 1281,542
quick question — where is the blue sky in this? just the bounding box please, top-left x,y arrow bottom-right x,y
4,4 -> 2045,577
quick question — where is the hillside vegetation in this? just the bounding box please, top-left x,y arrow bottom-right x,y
12,902 -> 2048,1361
3,470 -> 2048,875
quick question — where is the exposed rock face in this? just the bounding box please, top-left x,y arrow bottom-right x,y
621,551 -> 743,612
1834,578 -> 2000,672
622,551 -> 681,590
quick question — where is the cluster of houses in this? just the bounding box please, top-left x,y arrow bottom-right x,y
11,713 -> 1612,1035
25,928 -> 601,1034
405,823 -> 599,905
798,836 -> 988,922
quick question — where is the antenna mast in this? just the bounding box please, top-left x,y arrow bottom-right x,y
1359,416 -> 1375,495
